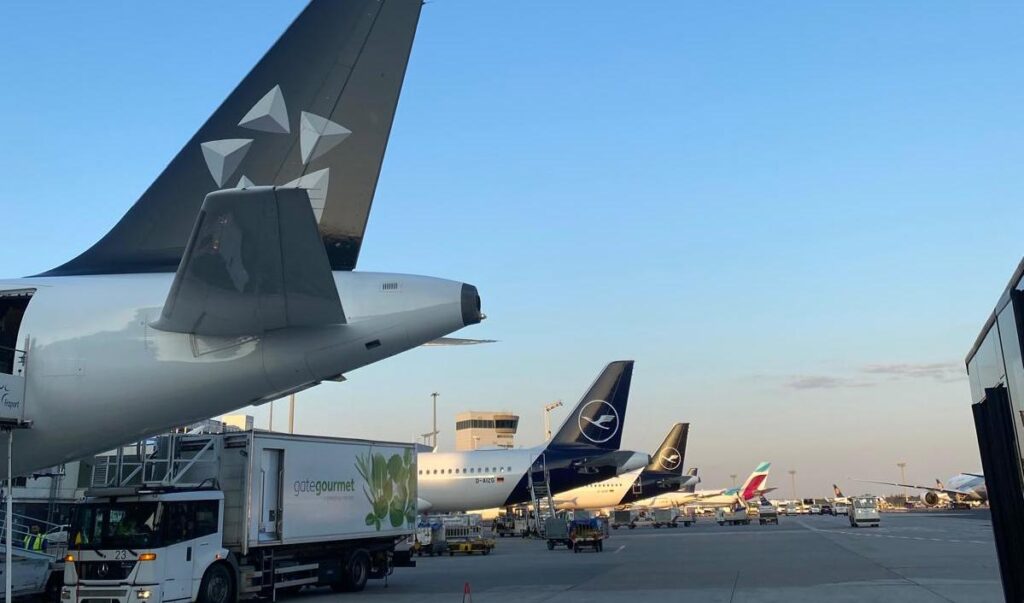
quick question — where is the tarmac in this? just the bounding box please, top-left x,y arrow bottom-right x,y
297,510 -> 1002,602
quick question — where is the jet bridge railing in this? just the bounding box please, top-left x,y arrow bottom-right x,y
0,511 -> 65,562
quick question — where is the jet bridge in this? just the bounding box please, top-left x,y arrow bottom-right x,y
966,257 -> 1024,602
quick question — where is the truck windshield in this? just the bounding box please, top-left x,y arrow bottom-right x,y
71,502 -> 162,549
853,498 -> 876,509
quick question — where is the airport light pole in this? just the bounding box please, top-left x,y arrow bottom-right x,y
730,474 -> 737,487
789,470 -> 797,502
543,400 -> 563,441
422,392 -> 440,450
897,462 -> 907,501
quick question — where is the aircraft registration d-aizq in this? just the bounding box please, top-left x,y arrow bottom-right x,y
0,0 -> 484,475
416,362 -> 650,513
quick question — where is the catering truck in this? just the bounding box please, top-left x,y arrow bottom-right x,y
62,431 -> 417,603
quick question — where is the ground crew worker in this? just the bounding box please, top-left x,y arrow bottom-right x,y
23,525 -> 43,551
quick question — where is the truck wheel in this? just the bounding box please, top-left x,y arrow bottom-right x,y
333,550 -> 370,593
547,540 -> 555,550
198,563 -> 234,603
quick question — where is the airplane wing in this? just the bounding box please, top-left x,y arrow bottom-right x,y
152,187 -> 345,336
852,478 -> 967,498
423,337 -> 497,346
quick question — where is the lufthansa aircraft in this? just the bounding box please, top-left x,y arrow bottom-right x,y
416,362 -> 648,513
0,1 -> 484,475
855,473 -> 987,506
552,423 -> 695,510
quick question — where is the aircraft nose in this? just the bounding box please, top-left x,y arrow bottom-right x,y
461,283 -> 484,326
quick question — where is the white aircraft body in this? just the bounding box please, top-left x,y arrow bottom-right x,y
552,423 -> 694,510
0,1 -> 484,475
641,462 -> 772,509
856,473 -> 987,506
417,362 -> 648,513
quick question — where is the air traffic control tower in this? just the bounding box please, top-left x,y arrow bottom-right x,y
967,257 -> 1024,602
454,411 -> 519,450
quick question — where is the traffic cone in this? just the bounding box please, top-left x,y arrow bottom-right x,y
463,582 -> 472,603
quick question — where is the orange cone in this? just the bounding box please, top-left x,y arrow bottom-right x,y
463,582 -> 472,603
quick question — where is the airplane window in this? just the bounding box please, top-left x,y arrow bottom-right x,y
456,469 -> 460,474
470,468 -> 475,474
447,469 -> 451,474
508,466 -> 512,472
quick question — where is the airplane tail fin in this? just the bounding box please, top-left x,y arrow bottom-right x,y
681,468 -> 699,493
739,462 -> 771,501
936,478 -> 946,490
549,361 -> 633,450
646,423 -> 689,473
833,484 -> 845,498
46,0 -> 423,277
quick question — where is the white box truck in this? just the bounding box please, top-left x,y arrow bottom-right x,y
61,431 -> 417,603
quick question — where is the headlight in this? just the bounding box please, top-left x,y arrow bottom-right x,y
136,589 -> 152,600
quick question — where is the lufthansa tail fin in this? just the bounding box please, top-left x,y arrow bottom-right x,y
549,361 -> 634,450
646,423 -> 689,473
46,0 -> 423,277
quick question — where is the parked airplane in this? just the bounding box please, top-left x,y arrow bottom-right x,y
0,0 -> 485,475
416,362 -> 649,513
832,484 -> 849,504
855,473 -> 988,506
643,462 -> 772,509
552,423 -> 695,510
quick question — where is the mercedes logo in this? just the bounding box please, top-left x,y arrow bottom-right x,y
97,563 -> 110,578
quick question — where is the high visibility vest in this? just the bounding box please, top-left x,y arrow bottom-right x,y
23,534 -> 42,550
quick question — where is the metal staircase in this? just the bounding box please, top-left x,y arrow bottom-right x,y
527,456 -> 556,536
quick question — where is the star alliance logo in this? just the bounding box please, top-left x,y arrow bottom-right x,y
577,399 -> 619,444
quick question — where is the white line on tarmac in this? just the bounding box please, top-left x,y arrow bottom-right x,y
614,545 -> 625,553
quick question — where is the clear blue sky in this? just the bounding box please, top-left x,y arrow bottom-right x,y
3,1 -> 1023,497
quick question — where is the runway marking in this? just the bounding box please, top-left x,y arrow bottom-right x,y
614,545 -> 625,553
796,521 -> 988,545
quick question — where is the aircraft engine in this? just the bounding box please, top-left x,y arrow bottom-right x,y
921,491 -> 942,507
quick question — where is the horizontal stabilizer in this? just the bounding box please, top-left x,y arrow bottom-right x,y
423,337 -> 497,346
152,186 -> 345,336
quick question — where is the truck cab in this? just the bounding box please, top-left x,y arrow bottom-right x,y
63,489 -> 231,603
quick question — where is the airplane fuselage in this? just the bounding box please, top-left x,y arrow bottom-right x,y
2,270 -> 477,475
417,447 -> 649,513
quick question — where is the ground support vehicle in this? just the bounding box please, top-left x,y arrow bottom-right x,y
849,496 -> 881,528
610,510 -> 633,530
442,519 -> 494,556
63,431 -> 417,603
675,510 -> 697,527
544,517 -> 572,550
832,503 -> 849,516
715,508 -> 751,526
413,520 -> 447,557
569,519 -> 604,553
757,504 -> 779,525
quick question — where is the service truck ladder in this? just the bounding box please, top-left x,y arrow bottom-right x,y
527,456 -> 555,535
